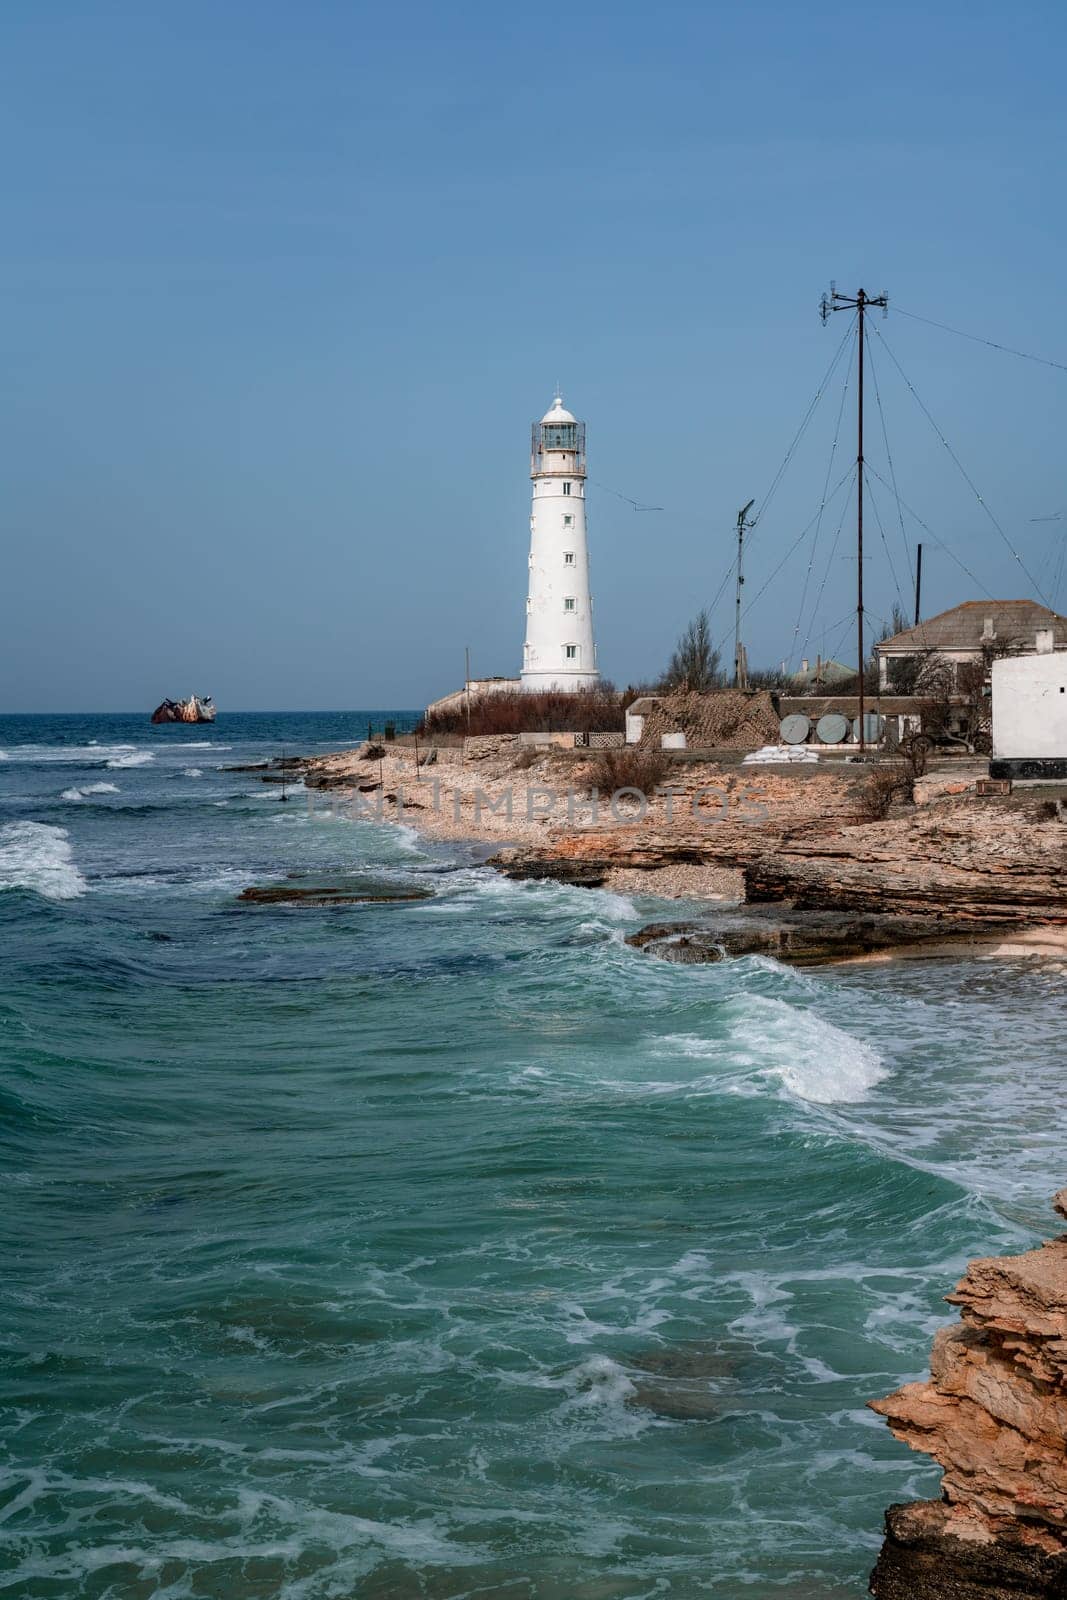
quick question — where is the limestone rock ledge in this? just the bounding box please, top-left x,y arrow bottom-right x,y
869,1190 -> 1067,1597
492,801 -> 1067,926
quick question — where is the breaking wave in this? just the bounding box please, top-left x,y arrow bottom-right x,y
61,782 -> 120,802
660,996 -> 888,1105
0,822 -> 87,900
105,751 -> 154,769
728,995 -> 888,1103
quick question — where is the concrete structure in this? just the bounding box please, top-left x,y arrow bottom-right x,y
425,677 -> 520,722
521,394 -> 598,692
624,703 -> 650,745
876,600 -> 1067,690
990,649 -> 1067,778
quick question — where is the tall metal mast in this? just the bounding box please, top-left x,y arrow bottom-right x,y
734,498 -> 755,688
820,284 -> 888,753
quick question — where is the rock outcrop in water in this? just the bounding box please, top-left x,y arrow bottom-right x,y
625,911 -> 1017,967
237,878 -> 432,907
868,1190 -> 1067,1598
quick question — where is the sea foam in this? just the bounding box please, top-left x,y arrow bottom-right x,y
105,751 -> 154,769
61,782 -> 120,802
0,822 -> 88,900
0,743 -> 134,765
729,996 -> 888,1104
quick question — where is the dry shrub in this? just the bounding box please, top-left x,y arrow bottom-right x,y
588,745 -> 669,797
419,688 -> 623,739
511,745 -> 541,771
902,742 -> 928,781
858,764 -> 914,820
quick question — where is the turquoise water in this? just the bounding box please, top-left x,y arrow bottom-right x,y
1,713 -> 1064,1598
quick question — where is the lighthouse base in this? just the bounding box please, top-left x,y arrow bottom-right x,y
520,670 -> 601,694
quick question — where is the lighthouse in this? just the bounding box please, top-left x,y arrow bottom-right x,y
521,394 -> 599,692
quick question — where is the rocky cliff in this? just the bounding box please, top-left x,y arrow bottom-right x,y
493,798 -> 1067,929
869,1191 -> 1067,1597
745,804 -> 1067,922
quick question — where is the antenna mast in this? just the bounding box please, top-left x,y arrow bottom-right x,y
734,499 -> 755,689
820,283 -> 888,753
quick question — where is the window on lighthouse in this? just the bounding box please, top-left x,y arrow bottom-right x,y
563,597 -> 575,612
563,514 -> 573,527
565,645 -> 579,661
564,551 -> 575,565
563,482 -> 571,495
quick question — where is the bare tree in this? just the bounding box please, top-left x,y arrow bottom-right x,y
746,664 -> 789,690
878,603 -> 911,643
914,651 -> 957,736
661,610 -> 724,692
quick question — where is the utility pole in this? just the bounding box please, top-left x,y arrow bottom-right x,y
734,499 -> 755,689
821,284 -> 888,753
914,542 -> 923,627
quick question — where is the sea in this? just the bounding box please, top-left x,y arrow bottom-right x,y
1,711 -> 1064,1599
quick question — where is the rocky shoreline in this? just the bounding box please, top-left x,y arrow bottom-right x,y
293,740 -> 1067,963
289,737 -> 1067,1587
869,1190 -> 1067,1598
490,796 -> 1067,923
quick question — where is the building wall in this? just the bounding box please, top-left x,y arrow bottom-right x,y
991,655 -> 1067,759
877,647 -> 987,690
522,447 -> 598,692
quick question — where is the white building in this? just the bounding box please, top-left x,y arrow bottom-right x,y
521,394 -> 599,692
991,640 -> 1067,777
876,599 -> 1067,690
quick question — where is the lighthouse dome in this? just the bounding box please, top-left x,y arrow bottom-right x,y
541,393 -> 576,424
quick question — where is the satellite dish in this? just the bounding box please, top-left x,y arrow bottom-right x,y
779,714 -> 811,745
816,713 -> 849,744
851,713 -> 885,744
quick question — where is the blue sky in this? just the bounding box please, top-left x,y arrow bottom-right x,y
2,0 -> 1065,709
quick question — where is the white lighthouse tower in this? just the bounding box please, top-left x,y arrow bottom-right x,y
521,393 -> 599,692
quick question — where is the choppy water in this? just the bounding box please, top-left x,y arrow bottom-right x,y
1,712 -> 1064,1599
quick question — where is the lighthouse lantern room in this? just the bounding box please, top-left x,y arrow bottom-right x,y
521,394 -> 599,692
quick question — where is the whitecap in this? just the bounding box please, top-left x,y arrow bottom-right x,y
0,822 -> 87,900
181,767 -> 203,778
652,1002 -> 887,1106
564,1353 -> 637,1408
0,743 -> 135,765
728,996 -> 888,1103
60,782 -> 120,801
105,751 -> 154,769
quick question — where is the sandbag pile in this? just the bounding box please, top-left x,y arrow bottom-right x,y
743,745 -> 820,765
